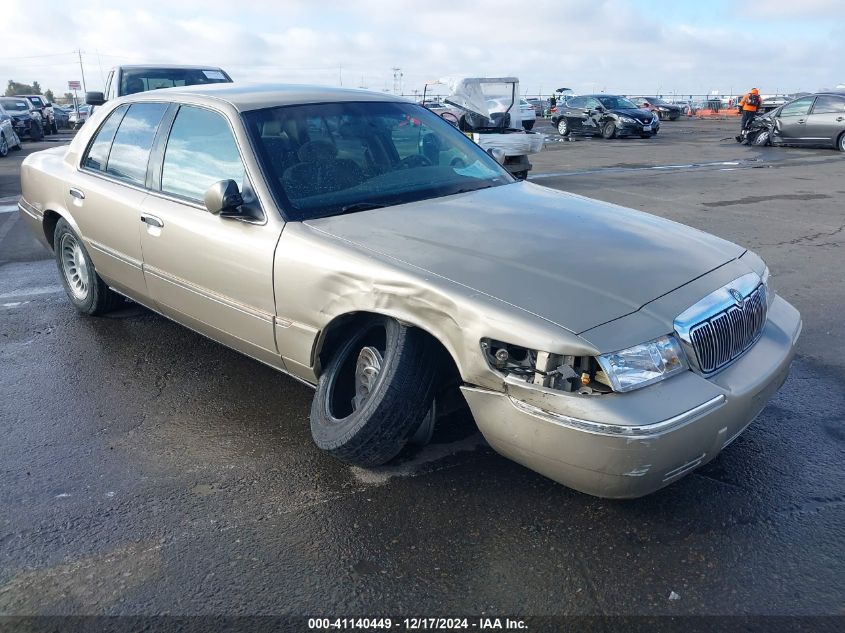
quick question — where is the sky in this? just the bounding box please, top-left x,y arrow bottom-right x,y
3,0 -> 843,99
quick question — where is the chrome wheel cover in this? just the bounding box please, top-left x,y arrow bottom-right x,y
60,233 -> 90,301
557,120 -> 568,135
352,346 -> 383,411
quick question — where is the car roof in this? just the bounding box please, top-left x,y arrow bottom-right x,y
122,82 -> 410,112
113,64 -> 227,70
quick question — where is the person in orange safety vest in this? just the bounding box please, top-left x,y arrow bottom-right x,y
740,88 -> 762,130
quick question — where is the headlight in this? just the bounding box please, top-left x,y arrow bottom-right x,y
619,116 -> 636,124
657,107 -> 668,111
596,335 -> 688,392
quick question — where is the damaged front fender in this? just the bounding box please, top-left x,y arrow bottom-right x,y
272,222 -> 599,388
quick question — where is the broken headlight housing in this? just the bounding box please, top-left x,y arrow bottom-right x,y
481,339 -> 612,395
761,265 -> 774,308
596,334 -> 688,393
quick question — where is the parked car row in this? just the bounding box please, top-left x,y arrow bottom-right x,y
0,94 -> 82,156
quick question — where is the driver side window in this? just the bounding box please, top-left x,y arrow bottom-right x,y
780,98 -> 814,117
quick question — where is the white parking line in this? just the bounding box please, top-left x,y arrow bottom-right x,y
0,285 -> 64,300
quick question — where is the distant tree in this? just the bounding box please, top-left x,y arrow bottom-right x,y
44,89 -> 55,103
5,80 -> 44,96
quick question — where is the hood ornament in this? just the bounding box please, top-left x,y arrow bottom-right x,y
728,288 -> 744,306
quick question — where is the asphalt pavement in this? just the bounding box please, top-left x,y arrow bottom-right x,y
0,122 -> 842,626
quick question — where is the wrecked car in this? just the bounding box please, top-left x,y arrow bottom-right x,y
18,84 -> 802,498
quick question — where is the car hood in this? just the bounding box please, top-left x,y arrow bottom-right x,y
305,182 -> 745,334
611,108 -> 655,122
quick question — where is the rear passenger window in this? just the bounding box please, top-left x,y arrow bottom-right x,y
106,103 -> 168,186
812,96 -> 845,114
160,105 -> 245,201
83,104 -> 128,172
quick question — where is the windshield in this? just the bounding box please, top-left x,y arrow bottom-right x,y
645,97 -> 670,105
597,96 -> 638,109
0,99 -> 30,112
120,68 -> 232,96
244,101 -> 513,221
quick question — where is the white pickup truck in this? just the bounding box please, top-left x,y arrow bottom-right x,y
85,64 -> 232,107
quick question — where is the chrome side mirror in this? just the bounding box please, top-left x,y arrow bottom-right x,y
487,148 -> 506,165
204,180 -> 243,215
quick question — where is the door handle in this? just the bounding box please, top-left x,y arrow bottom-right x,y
69,187 -> 85,200
797,119 -> 806,124
837,117 -> 844,122
140,214 -> 164,229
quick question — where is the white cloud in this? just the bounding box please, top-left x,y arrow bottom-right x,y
1,0 -> 841,98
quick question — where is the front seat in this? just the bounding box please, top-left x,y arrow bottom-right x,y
282,140 -> 365,200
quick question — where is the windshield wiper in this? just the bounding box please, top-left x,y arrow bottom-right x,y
452,184 -> 495,195
339,202 -> 387,214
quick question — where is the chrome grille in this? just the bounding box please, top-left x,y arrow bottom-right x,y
688,285 -> 767,374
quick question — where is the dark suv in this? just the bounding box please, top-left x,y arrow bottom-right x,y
20,95 -> 56,135
552,94 -> 659,139
0,97 -> 44,141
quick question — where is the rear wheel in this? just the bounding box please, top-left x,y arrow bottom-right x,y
602,121 -> 617,139
556,118 -> 569,136
53,219 -> 123,315
310,317 -> 438,467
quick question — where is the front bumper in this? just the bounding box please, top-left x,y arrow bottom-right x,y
461,295 -> 801,498
618,119 -> 659,135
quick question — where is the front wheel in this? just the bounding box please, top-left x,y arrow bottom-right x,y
30,122 -> 43,142
310,317 -> 438,467
752,130 -> 771,146
53,219 -> 123,315
838,132 -> 845,152
602,121 -> 617,139
0,133 -> 8,158
522,120 -> 535,131
556,118 -> 569,136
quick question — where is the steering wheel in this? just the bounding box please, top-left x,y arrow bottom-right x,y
397,154 -> 432,169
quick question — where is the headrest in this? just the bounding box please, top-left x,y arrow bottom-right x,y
297,140 -> 337,162
262,120 -> 282,136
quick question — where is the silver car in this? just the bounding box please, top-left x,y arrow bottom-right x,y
768,92 -> 845,150
0,103 -> 22,157
18,84 -> 801,498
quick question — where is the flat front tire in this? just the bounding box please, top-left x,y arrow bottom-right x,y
310,317 -> 438,467
53,218 -> 123,315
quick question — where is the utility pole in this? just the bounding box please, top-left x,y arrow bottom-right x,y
77,49 -> 87,93
338,63 -> 343,86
